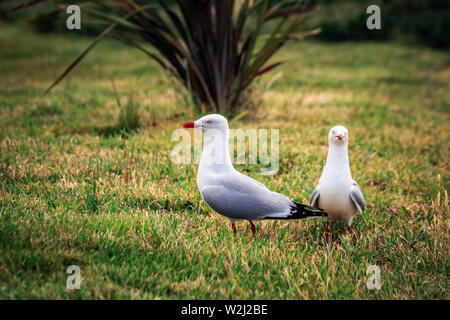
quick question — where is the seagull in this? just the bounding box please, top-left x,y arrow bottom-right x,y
182,114 -> 327,235
310,125 -> 365,235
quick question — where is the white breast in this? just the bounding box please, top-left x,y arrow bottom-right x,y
318,176 -> 356,222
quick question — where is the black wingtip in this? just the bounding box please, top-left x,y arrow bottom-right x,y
287,202 -> 328,219
263,202 -> 328,220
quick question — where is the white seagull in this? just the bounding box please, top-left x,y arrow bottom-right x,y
310,125 -> 366,235
182,114 -> 327,235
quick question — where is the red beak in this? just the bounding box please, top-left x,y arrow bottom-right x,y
337,134 -> 344,140
182,121 -> 195,128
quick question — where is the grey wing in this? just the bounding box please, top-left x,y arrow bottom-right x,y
310,185 -> 320,208
349,181 -> 365,213
236,171 -> 269,191
200,173 -> 291,220
221,171 -> 278,196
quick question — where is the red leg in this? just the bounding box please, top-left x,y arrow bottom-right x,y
231,222 -> 237,235
347,226 -> 352,234
248,220 -> 256,236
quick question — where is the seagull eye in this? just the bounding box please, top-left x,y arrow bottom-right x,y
206,120 -> 213,124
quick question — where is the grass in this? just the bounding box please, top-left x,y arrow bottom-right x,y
0,22 -> 449,299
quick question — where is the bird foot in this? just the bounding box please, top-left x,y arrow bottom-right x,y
231,222 -> 237,235
248,220 -> 256,236
346,226 -> 354,236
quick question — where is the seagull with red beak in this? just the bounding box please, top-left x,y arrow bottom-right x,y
183,114 -> 327,235
310,125 -> 366,235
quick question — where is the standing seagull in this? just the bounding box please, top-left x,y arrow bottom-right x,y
310,126 -> 365,235
182,114 -> 327,235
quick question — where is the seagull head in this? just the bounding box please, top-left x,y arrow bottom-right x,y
182,114 -> 229,133
328,125 -> 348,145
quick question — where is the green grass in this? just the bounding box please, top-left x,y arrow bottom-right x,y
0,22 -> 449,299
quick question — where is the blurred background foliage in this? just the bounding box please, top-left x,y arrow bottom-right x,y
1,0 -> 321,115
1,0 -> 449,50
307,0 -> 450,50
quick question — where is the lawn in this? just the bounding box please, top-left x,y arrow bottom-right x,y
0,22 -> 449,299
